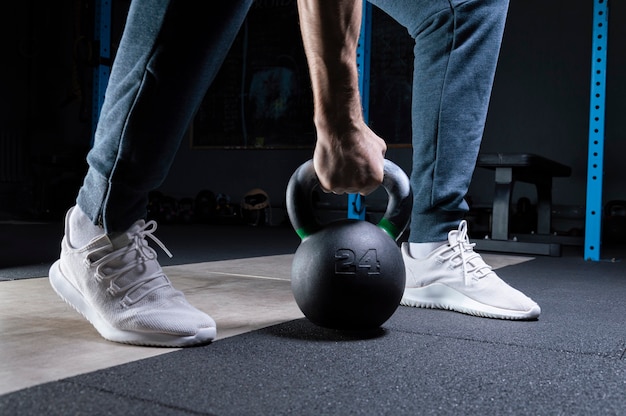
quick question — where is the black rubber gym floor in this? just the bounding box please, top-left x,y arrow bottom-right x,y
1,223 -> 625,415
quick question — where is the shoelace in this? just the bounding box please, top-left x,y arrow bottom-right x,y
448,220 -> 493,286
88,220 -> 174,305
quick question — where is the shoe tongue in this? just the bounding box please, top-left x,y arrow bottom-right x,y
447,221 -> 470,247
84,234 -> 116,259
109,220 -> 146,250
113,248 -> 166,297
447,229 -> 462,246
100,220 -> 168,294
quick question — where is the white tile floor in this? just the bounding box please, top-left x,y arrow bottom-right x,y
0,253 -> 531,396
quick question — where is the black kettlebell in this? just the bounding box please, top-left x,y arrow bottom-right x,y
286,159 -> 412,330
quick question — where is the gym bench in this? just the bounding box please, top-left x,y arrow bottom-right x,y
472,153 -> 572,256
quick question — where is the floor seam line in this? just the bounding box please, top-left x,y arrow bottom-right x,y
392,327 -> 623,360
60,380 -> 218,416
202,271 -> 290,281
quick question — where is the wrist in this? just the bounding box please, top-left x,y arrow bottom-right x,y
314,107 -> 363,144
312,74 -> 363,138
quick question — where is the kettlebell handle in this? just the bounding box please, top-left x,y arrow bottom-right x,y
286,159 -> 412,241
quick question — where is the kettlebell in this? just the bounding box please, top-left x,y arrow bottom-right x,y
286,159 -> 412,330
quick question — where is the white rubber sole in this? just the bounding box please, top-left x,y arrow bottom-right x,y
400,283 -> 540,320
49,260 -> 216,347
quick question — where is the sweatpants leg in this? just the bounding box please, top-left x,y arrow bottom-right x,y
369,0 -> 509,242
77,0 -> 253,233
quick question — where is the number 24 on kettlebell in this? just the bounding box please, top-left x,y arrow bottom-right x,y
335,248 -> 381,275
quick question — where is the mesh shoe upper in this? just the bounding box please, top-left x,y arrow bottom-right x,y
49,208 -> 216,346
401,220 -> 541,319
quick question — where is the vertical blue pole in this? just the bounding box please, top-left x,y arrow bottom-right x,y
347,1 -> 372,220
584,0 -> 608,261
357,1 -> 372,124
92,0 -> 112,146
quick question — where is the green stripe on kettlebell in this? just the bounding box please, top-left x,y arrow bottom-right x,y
377,217 -> 400,240
296,225 -> 320,240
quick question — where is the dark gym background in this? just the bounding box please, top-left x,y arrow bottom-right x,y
2,3 -> 626,413
1,0 -> 624,240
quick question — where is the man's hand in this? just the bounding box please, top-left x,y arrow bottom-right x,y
313,121 -> 386,195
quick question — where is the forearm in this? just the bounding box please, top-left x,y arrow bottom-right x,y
297,0 -> 385,195
297,0 -> 364,133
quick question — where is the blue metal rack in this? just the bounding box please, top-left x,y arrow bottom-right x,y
92,0 -> 112,145
347,1 -> 373,220
356,1 -> 373,124
584,0 -> 609,261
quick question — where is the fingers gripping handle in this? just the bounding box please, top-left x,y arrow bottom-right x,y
286,159 -> 412,241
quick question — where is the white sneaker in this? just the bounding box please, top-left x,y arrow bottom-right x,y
49,207 -> 217,346
400,220 -> 541,320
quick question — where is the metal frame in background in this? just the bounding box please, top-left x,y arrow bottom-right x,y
584,0 -> 609,261
92,0 -> 112,146
348,1 -> 373,220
